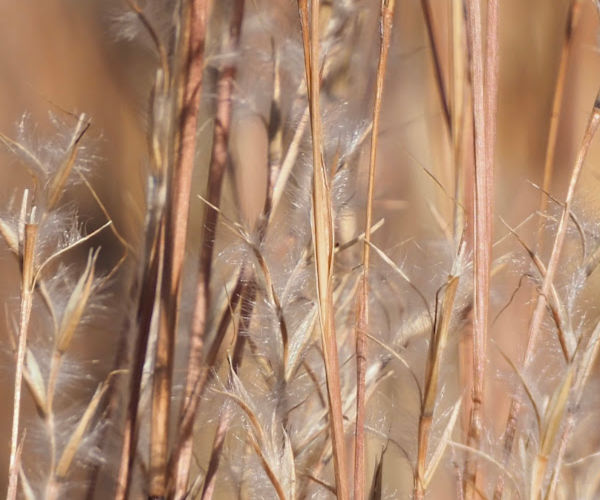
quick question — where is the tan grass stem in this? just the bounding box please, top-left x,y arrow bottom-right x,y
298,1 -> 349,498
464,0 -> 498,496
535,0 -> 581,248
354,1 -> 396,499
7,221 -> 37,500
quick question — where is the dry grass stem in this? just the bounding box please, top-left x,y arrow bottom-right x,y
354,1 -> 396,498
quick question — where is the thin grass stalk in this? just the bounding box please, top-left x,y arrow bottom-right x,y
200,276 -> 256,500
297,0 -> 349,498
7,221 -> 37,500
354,1 -> 396,499
546,320 -> 600,498
450,0 -> 467,246
155,3 -> 213,486
200,52 -> 290,493
150,220 -> 171,498
119,10 -> 173,495
171,2 -> 245,494
415,273 -> 460,500
494,93 -> 600,500
464,0 -> 497,496
535,0 -> 581,247
115,213 -> 163,500
154,0 -> 212,494
523,31 -> 598,371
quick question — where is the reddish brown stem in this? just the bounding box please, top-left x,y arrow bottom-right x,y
464,0 -> 497,496
170,1 -> 245,495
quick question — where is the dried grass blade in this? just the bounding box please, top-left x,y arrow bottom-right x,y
24,348 -> 47,416
420,0 -> 451,134
0,218 -> 18,255
495,346 -> 541,432
355,3 -> 396,497
415,271 -> 460,499
8,221 -> 37,499
500,217 -> 574,360
262,43 -> 283,224
47,114 -> 90,210
535,0 -> 581,246
530,368 -> 574,499
55,383 -> 107,478
368,444 -> 386,500
6,433 -> 25,500
423,397 -> 463,488
525,95 -> 600,365
18,465 -> 35,500
544,321 -> 600,498
56,248 -> 99,353
297,1 -> 349,498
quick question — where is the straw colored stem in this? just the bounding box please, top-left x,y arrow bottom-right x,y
535,0 -> 581,247
525,98 -> 600,366
8,223 -> 37,500
464,0 -> 497,495
297,0 -> 349,498
354,2 -> 395,499
415,275 -> 460,499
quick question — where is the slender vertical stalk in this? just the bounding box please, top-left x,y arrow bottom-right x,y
200,276 -> 256,500
297,1 -> 349,498
354,2 -> 396,499
464,0 -> 497,496
158,5 -> 213,472
7,221 -> 37,500
536,0 -> 581,244
415,274 -> 460,500
171,1 -> 245,495
420,0 -> 451,135
450,0 -> 467,246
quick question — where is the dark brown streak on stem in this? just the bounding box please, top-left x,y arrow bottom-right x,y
354,1 -> 396,499
148,1 -> 212,497
117,42 -> 171,498
170,1 -> 245,495
420,0 -> 452,135
169,0 -> 211,304
115,227 -> 161,500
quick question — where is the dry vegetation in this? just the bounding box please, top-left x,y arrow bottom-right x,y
1,0 -> 600,499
